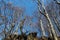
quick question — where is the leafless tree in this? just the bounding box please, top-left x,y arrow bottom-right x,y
0,0 -> 25,39
37,0 -> 58,40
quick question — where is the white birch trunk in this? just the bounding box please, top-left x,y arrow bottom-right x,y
41,0 -> 58,40
40,20 -> 45,36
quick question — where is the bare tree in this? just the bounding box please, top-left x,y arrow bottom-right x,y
0,0 -> 25,39
37,0 -> 58,40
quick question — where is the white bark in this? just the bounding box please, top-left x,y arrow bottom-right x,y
41,0 -> 58,40
40,20 -> 45,36
37,0 -> 58,40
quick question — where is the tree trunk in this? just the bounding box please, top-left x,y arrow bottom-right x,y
40,20 -> 45,36
37,0 -> 58,40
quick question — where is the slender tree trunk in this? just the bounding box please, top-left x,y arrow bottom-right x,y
45,13 -> 58,40
40,20 -> 45,36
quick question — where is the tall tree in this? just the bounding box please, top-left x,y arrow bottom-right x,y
37,0 -> 58,40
